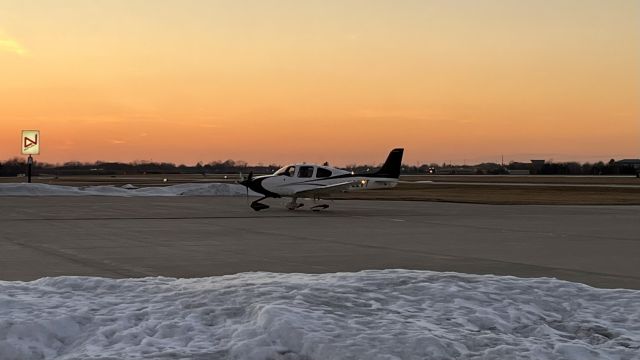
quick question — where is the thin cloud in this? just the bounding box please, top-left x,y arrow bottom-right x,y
110,139 -> 126,144
0,32 -> 26,55
198,123 -> 219,128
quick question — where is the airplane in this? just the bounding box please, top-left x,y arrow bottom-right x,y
239,148 -> 404,211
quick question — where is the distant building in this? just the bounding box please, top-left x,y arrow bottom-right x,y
530,160 -> 545,174
616,159 -> 640,169
507,162 -> 530,175
616,159 -> 640,176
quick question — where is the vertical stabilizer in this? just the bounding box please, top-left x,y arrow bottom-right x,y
371,148 -> 404,178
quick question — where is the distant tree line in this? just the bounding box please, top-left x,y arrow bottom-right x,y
0,158 -> 278,177
0,158 -> 637,177
504,159 -> 638,175
325,160 -> 637,176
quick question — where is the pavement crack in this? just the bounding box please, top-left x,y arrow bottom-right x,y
4,236 -> 154,278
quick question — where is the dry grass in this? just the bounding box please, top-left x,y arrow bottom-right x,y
329,183 -> 640,205
400,175 -> 640,185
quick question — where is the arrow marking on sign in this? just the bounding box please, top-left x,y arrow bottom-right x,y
24,134 -> 38,149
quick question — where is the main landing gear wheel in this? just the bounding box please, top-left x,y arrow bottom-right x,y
286,197 -> 305,210
287,203 -> 304,210
311,204 -> 330,212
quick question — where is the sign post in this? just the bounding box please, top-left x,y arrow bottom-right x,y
27,155 -> 33,183
21,130 -> 40,183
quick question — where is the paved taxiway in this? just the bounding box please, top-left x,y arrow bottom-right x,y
1,197 -> 638,289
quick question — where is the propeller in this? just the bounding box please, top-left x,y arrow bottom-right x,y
237,171 -> 252,184
238,171 -> 253,204
238,171 -> 253,185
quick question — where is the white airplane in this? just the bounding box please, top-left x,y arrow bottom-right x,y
239,148 -> 404,211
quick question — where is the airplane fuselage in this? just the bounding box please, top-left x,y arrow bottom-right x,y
249,165 -> 398,197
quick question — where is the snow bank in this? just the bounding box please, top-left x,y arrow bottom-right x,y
1,270 -> 638,360
0,183 -> 258,197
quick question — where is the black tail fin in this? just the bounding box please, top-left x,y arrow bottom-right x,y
372,148 -> 404,178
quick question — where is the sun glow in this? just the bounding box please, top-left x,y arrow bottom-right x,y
0,32 -> 25,55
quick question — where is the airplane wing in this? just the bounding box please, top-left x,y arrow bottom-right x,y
294,180 -> 360,198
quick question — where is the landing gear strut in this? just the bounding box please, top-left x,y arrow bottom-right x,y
286,197 -> 304,210
251,196 -> 270,211
311,195 -> 330,211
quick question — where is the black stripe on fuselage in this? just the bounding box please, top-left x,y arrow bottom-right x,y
248,177 -> 281,198
249,171 -> 397,198
294,172 -> 396,185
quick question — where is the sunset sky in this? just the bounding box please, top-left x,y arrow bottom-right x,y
1,0 -> 638,166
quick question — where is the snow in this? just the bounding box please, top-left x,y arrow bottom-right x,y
0,183 -> 258,197
0,270 -> 638,360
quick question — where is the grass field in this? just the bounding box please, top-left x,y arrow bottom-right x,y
402,174 -> 640,185
330,182 -> 640,205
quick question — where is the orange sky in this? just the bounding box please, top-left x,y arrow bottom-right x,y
1,0 -> 638,166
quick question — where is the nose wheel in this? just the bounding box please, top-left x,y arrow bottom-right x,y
251,197 -> 270,211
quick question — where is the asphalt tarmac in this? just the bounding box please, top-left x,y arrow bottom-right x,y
1,196 -> 638,289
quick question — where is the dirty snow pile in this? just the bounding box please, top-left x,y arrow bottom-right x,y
0,183 -> 257,197
1,270 -> 639,360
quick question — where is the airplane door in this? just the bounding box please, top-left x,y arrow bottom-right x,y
282,166 -> 296,183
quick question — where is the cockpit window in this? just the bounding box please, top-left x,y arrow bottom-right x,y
275,165 -> 296,177
316,167 -> 332,178
298,166 -> 314,178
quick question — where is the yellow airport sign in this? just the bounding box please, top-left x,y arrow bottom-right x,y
21,130 -> 40,155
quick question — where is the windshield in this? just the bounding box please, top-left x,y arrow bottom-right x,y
274,166 -> 289,176
274,165 -> 296,176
